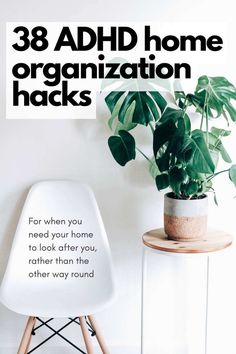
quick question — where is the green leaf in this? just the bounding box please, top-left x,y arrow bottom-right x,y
132,92 -> 153,125
209,149 -> 219,167
169,167 -> 188,196
229,165 -> 236,187
142,93 -> 160,121
149,92 -> 167,113
153,113 -> 192,170
182,181 -> 199,196
158,107 -> 191,134
159,122 -> 190,166
207,132 -> 232,163
206,180 -> 213,190
186,93 -> 204,112
107,94 -> 137,133
153,119 -> 177,159
176,117 -> 186,135
108,94 -> 126,130
195,76 -> 236,121
179,130 -> 215,174
159,107 -> 184,124
106,90 -> 167,127
218,144 -> 231,163
211,127 -> 231,138
183,113 -> 191,134
186,166 -> 205,181
105,91 -> 124,113
114,102 -> 137,134
156,174 -> 169,190
156,151 -> 170,172
175,90 -> 186,109
149,157 -> 160,179
116,91 -> 164,126
118,92 -> 136,123
108,130 -> 136,166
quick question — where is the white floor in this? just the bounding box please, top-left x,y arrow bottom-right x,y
0,316 -> 140,354
1,347 -> 138,354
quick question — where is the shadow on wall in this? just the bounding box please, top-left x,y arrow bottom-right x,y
0,188 -> 29,280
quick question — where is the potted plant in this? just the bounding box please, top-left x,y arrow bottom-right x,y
104,76 -> 236,241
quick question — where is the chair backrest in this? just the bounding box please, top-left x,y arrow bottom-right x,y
0,181 -> 115,317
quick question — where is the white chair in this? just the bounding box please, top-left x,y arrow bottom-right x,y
0,181 -> 115,354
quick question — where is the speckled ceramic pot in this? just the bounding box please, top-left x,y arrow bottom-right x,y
164,193 -> 208,242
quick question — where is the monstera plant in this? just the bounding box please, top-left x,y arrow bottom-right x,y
105,76 -> 236,241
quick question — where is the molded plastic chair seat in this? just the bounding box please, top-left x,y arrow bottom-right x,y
1,282 -> 113,318
0,181 -> 115,354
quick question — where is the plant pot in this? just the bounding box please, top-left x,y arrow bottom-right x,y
164,192 -> 208,242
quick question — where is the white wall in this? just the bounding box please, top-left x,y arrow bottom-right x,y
0,0 -> 236,353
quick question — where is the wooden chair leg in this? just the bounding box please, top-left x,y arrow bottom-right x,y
88,315 -> 110,354
17,317 -> 36,354
24,321 -> 35,354
79,316 -> 94,354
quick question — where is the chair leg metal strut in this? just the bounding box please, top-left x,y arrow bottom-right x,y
17,316 -> 108,354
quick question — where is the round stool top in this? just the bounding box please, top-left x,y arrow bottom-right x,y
143,228 -> 233,254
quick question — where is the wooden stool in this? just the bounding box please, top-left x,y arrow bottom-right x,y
141,228 -> 233,354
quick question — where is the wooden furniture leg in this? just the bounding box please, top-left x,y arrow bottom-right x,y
88,315 -> 110,354
79,316 -> 94,354
24,320 -> 36,354
17,317 -> 36,354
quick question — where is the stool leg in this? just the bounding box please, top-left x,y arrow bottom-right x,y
205,256 -> 210,354
79,316 -> 94,354
88,315 -> 109,354
17,317 -> 36,354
